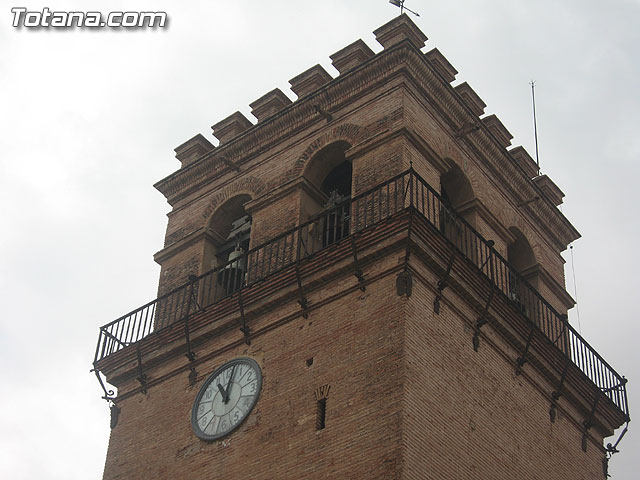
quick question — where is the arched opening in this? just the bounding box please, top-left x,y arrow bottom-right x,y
507,227 -> 538,314
302,141 -> 352,248
204,195 -> 252,296
507,228 -> 536,275
304,141 -> 352,197
440,163 -> 474,211
439,163 -> 475,251
321,160 -> 352,200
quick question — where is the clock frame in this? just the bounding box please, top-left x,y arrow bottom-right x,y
191,357 -> 262,441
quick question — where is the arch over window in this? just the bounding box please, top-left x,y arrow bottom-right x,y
302,141 -> 352,247
507,227 -> 536,275
208,195 -> 252,260
440,163 -> 474,210
507,227 -> 538,311
304,141 -> 352,198
204,195 -> 252,296
439,163 -> 475,248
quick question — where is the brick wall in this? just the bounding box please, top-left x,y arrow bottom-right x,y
403,269 -> 604,479
103,267 -> 407,480
102,245 -> 607,480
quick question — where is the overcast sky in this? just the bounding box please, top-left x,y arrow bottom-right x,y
1,1 -> 638,478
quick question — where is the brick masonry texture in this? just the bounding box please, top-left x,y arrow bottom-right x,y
403,270 -> 604,479
104,269 -> 406,480
102,247 -> 609,479
99,14 -> 618,480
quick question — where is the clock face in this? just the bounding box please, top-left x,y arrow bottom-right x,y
191,357 -> 262,441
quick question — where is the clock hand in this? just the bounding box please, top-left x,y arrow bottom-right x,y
224,365 -> 236,404
217,383 -> 227,400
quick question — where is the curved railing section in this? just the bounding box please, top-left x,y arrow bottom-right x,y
94,169 -> 629,418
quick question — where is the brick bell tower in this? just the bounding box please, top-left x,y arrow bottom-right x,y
93,15 -> 629,479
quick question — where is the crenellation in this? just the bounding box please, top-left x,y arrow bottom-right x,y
424,48 -> 458,83
373,13 -> 427,50
211,111 -> 253,144
454,82 -> 486,116
482,113 -> 513,148
329,39 -> 375,75
534,174 -> 565,206
249,88 -> 292,122
288,64 -> 333,99
509,145 -> 539,178
174,134 -> 215,167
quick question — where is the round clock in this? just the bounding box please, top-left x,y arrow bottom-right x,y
191,357 -> 262,441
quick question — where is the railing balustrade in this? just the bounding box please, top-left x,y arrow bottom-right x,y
94,169 -> 629,418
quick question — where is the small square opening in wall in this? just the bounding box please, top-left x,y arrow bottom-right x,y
306,357 -> 314,367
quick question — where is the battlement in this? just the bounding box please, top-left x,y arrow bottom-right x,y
166,13 -> 540,193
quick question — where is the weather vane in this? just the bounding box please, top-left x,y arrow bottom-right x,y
389,0 -> 420,17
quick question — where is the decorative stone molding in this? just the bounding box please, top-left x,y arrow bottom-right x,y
373,13 -> 427,50
534,174 -> 565,206
509,146 -> 539,178
250,88 -> 292,122
289,65 -> 333,99
330,39 -> 375,75
156,47 -> 418,205
535,263 -> 576,310
211,111 -> 253,144
482,114 -> 513,148
424,48 -> 458,83
314,384 -> 331,401
154,228 -> 213,265
174,134 -> 215,167
454,82 -> 486,117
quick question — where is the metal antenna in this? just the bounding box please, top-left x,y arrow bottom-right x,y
389,0 -> 420,17
530,80 -> 540,174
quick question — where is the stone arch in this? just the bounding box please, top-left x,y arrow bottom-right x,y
289,123 -> 368,179
202,176 -> 267,225
207,194 -> 252,242
200,177 -> 265,275
507,226 -> 538,274
202,191 -> 254,278
439,158 -> 477,242
303,141 -> 352,195
505,225 -> 541,314
440,160 -> 475,210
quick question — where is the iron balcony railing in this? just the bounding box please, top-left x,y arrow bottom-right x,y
94,169 -> 629,418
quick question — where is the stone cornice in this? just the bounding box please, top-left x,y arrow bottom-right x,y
534,174 -> 565,206
541,264 -> 576,310
153,228 -> 212,265
522,263 -> 576,311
